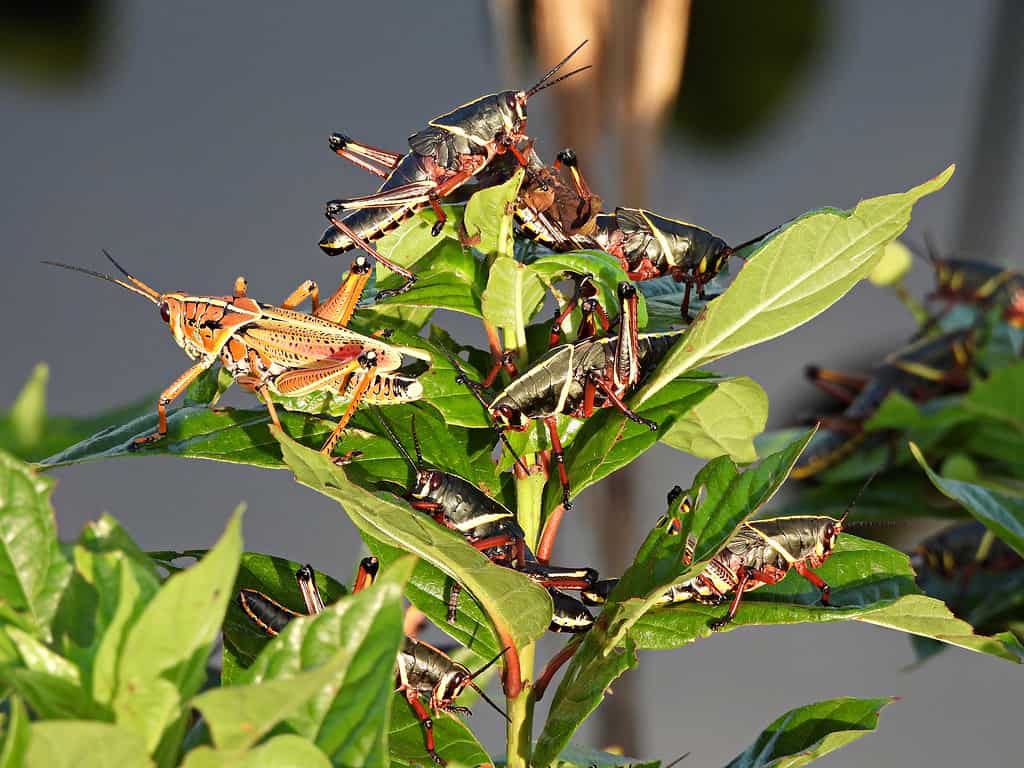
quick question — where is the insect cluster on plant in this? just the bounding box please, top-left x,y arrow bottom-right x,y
32,35 -> 1018,768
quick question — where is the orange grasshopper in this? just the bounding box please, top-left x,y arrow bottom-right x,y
46,252 -> 430,459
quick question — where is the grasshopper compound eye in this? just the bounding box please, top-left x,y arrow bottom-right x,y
159,301 -> 171,324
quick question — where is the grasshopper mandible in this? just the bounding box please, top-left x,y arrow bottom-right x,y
46,252 -> 430,459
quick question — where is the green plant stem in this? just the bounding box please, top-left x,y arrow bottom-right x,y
506,641 -> 535,768
507,460 -> 544,768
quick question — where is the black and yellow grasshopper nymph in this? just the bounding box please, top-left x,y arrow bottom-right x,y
583,482 -> 870,632
373,410 -> 597,631
238,557 -> 378,636
239,559 -> 508,767
509,147 -> 774,320
447,282 -> 680,510
319,42 -> 591,297
793,328 -> 975,479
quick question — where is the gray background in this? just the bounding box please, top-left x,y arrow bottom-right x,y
3,2 -> 1022,765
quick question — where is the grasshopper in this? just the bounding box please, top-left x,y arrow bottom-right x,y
46,252 -> 430,459
241,557 -> 508,767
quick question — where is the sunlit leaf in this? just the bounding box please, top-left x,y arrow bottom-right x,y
725,696 -> 894,768
635,166 -> 955,406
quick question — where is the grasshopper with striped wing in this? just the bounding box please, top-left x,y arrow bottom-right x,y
46,252 -> 430,459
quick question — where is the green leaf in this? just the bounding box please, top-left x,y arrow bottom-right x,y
51,538 -> 162,707
372,205 -> 465,285
40,405 -> 339,469
388,705 -> 492,768
362,532 -> 503,661
0,364 -> 153,462
179,735 -> 332,768
540,377 -> 717,518
961,361 -> 1024,429
0,698 -> 29,768
275,432 -> 551,687
629,537 -> 1016,664
660,376 -> 768,463
634,166 -> 955,406
533,433 -> 812,766
24,721 -> 153,768
725,697 -> 894,768
0,452 -> 71,639
220,553 -> 349,683
114,509 -> 243,753
529,250 -> 649,328
911,443 -> 1024,557
481,255 -> 547,333
464,169 -> 522,258
376,239 -> 487,318
199,558 -> 411,761
0,626 -> 106,720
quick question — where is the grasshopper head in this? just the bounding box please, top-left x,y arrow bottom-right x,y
409,468 -> 445,500
155,293 -> 201,359
490,397 -> 528,431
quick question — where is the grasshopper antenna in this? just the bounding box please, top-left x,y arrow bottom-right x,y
526,40 -> 590,97
663,752 -> 691,768
43,251 -> 161,305
839,471 -> 879,527
373,408 -> 419,471
467,647 -> 512,723
438,344 -> 529,474
410,414 -> 425,468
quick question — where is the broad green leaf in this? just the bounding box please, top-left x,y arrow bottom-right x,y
0,626 -> 105,720
912,444 -> 1024,556
0,697 -> 29,768
275,432 -> 551,688
194,660 -> 351,753
635,166 -> 955,406
363,532 -> 502,661
725,697 -> 894,768
201,558 -> 411,760
961,361 -> 1024,429
554,743 -> 661,768
0,364 -> 153,462
533,434 -> 811,766
529,250 -> 649,328
359,302 -> 435,336
24,721 -> 153,768
660,376 -> 768,462
372,205 -> 465,284
628,537 -> 1016,663
388,704 -> 492,768
481,255 -> 547,334
376,239 -> 487,318
114,509 -> 243,753
40,405 -> 337,469
180,735 -> 332,768
868,241 -> 913,286
540,377 -> 716,518
220,553 -> 349,683
464,169 -> 522,258
0,452 -> 70,639
51,542 -> 162,706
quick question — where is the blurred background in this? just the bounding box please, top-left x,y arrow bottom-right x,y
2,0 -> 1022,764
